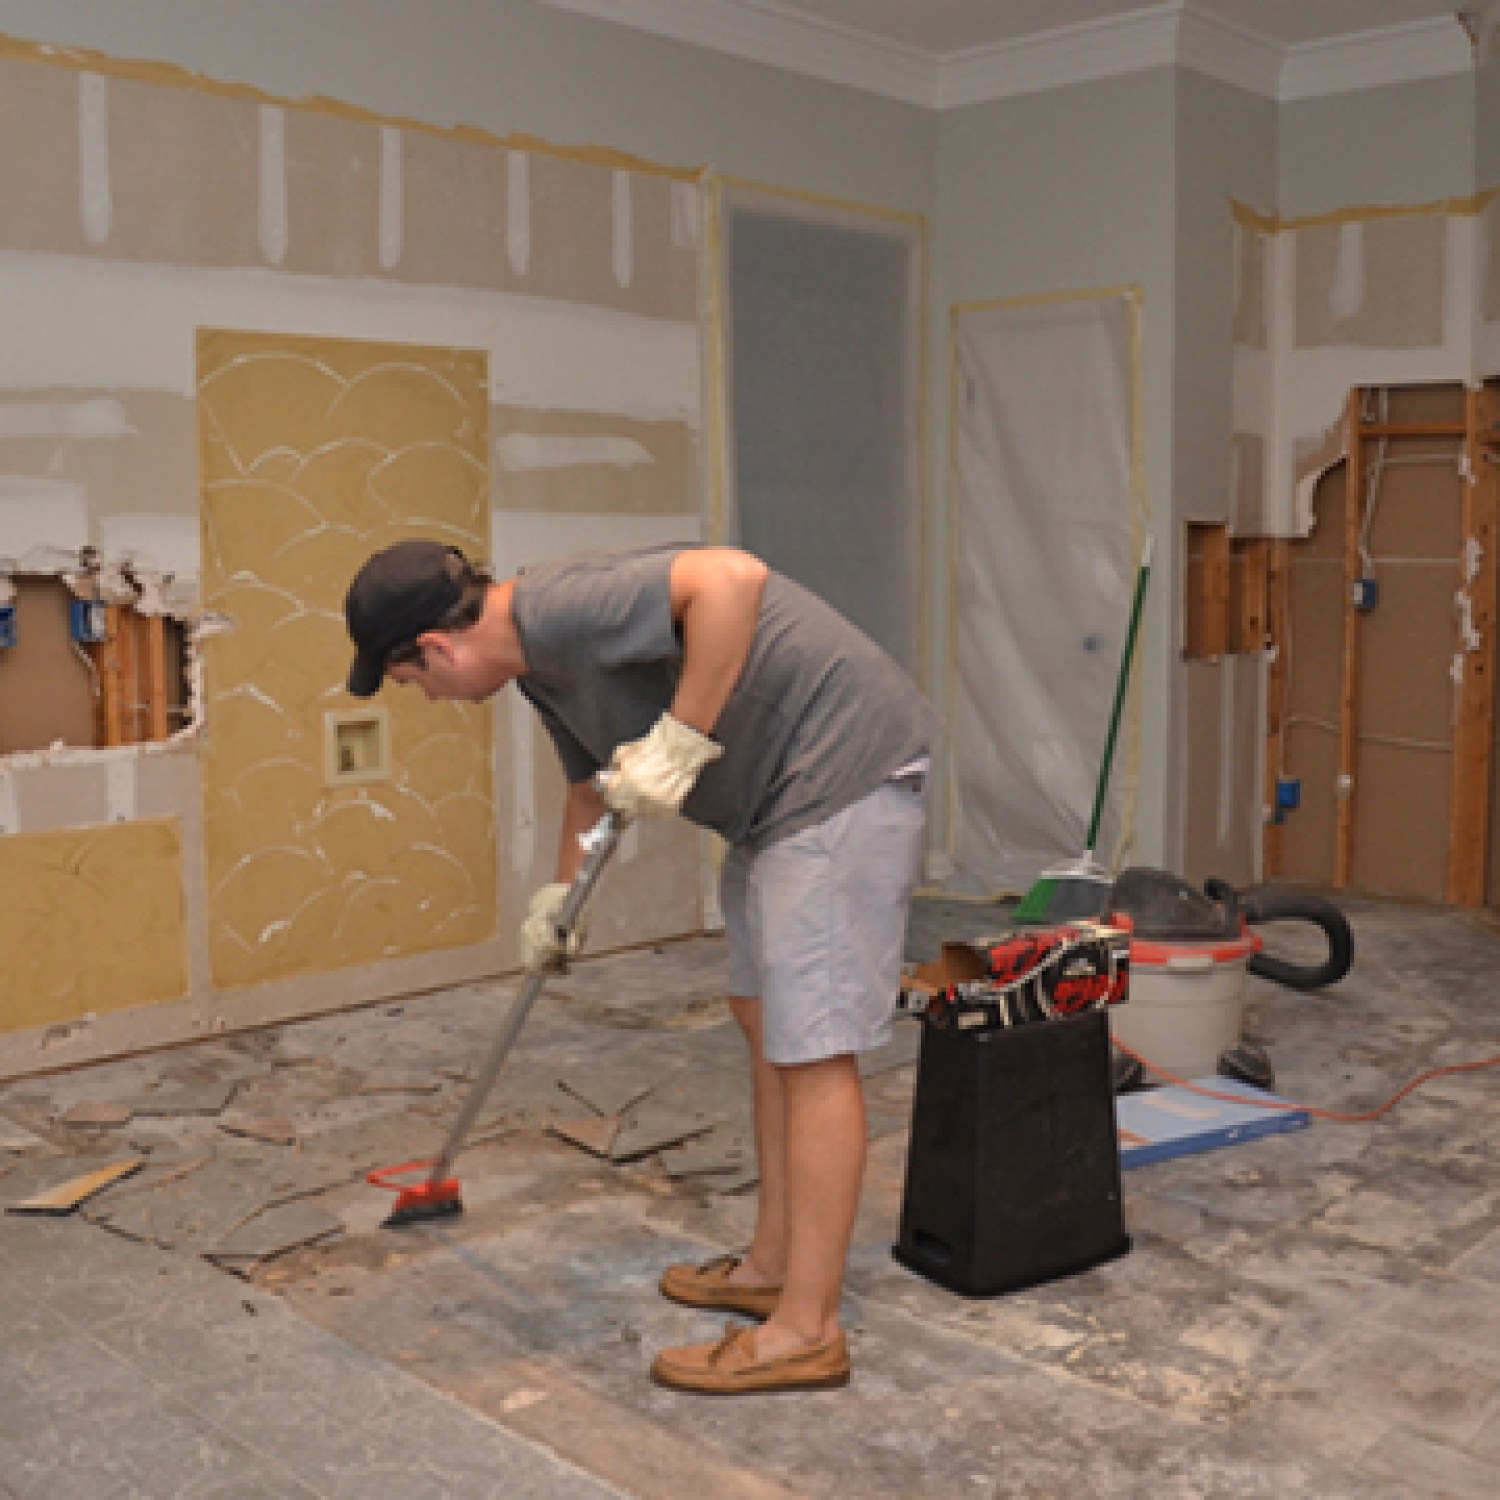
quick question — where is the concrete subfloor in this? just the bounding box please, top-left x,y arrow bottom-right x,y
3,893 -> 1500,1498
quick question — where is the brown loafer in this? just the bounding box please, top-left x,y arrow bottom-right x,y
659,1254 -> 781,1320
651,1323 -> 850,1395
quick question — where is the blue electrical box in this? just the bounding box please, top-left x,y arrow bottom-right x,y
1276,776 -> 1302,812
1351,577 -> 1379,612
0,603 -> 15,650
69,598 -> 110,644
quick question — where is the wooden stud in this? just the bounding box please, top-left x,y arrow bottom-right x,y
1334,387 -> 1365,889
1263,538 -> 1290,880
1446,385 -> 1500,906
145,613 -> 168,742
1357,421 -> 1466,439
96,604 -> 125,748
118,603 -> 142,746
1196,523 -> 1231,658
1231,537 -> 1269,654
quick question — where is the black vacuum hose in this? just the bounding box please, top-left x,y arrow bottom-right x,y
1230,884 -> 1355,990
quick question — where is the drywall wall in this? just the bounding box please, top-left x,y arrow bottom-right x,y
933,68 -> 1176,872
1174,70 -> 1277,886
0,35 -> 706,1073
0,0 -> 935,214
1278,74 -> 1476,220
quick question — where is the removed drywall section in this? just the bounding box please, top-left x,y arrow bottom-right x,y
197,330 -> 494,991
0,578 -> 95,754
1242,199 -> 1489,538
0,818 -> 187,1034
1272,386 -> 1473,905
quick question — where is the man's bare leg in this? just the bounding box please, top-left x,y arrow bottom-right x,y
752,1052 -> 866,1358
726,994 -> 785,1289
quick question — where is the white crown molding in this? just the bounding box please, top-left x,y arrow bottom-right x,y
1176,10 -> 1282,99
535,0 -> 938,107
1279,16 -> 1474,102
534,0 -> 1478,112
937,3 -> 1180,109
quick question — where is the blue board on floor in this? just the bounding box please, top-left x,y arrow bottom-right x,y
1116,1077 -> 1310,1168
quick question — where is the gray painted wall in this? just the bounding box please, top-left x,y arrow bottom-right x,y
1479,54 -> 1500,189
1278,74 -> 1475,218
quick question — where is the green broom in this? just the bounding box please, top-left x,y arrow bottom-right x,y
1014,535 -> 1154,925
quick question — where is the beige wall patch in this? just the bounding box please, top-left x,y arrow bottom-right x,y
0,818 -> 187,1034
197,329 -> 494,990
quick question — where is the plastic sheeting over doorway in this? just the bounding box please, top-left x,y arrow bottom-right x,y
948,290 -> 1143,893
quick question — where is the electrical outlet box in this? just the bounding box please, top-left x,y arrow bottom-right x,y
1276,776 -> 1301,812
68,598 -> 110,643
324,708 -> 390,786
0,604 -> 15,650
1351,577 -> 1379,612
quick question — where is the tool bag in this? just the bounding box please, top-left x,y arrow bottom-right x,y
900,921 -> 1130,1032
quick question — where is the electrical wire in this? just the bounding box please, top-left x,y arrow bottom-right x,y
1112,1036 -> 1500,1123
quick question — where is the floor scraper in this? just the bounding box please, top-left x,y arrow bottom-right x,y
369,801 -> 627,1227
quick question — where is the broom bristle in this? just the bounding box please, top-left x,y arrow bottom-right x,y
382,1177 -> 464,1228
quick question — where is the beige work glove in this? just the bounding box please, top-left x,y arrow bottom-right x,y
519,882 -> 588,974
604,711 -> 724,821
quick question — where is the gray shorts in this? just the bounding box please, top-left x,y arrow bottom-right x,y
720,765 -> 929,1066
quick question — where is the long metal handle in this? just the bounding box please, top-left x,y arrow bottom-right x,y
427,807 -> 625,1185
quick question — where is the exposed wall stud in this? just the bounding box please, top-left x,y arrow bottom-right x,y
1447,385 -> 1500,906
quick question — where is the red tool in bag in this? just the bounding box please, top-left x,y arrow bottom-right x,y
900,920 -> 1131,1032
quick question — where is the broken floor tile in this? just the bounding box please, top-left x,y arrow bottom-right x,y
555,1069 -> 655,1120
8,1157 -> 143,1215
609,1100 -> 717,1163
218,1114 -> 299,1146
128,1077 -> 241,1118
58,1100 -> 134,1129
0,1115 -> 50,1153
357,1069 -> 443,1095
79,1156 -> 211,1221
210,1201 -> 344,1262
660,1125 -> 754,1180
550,1116 -> 622,1159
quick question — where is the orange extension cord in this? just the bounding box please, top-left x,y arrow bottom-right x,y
1110,1037 -> 1500,1123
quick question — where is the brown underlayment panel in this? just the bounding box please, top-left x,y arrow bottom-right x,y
1277,468 -> 1345,889
492,407 -> 696,515
197,329 -> 493,990
0,578 -> 98,754
0,819 -> 187,1033
1295,215 -> 1446,350
1352,742 -> 1452,902
1277,413 -> 1464,905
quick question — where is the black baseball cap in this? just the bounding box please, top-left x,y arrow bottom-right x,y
344,540 -> 470,697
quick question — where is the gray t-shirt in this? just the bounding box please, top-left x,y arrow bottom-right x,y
512,546 -> 933,850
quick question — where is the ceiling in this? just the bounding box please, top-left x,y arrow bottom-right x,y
748,1 -> 1469,57
538,1 -> 1483,105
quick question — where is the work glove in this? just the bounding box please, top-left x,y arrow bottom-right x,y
519,882 -> 588,974
603,711 -> 724,821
